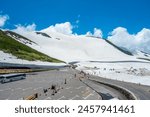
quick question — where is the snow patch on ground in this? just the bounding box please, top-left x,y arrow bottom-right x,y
0,51 -> 66,66
134,51 -> 150,60
76,61 -> 150,86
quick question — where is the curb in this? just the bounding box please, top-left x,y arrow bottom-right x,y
89,79 -> 138,100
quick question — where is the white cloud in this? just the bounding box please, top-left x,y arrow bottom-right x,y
86,31 -> 92,36
86,28 -> 103,38
13,23 -> 36,33
108,27 -> 150,53
42,22 -> 73,35
94,28 -> 103,38
0,14 -> 9,27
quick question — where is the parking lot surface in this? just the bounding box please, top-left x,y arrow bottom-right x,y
0,68 -> 101,100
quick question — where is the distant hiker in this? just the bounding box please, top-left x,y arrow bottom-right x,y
43,88 -> 48,93
64,79 -> 67,84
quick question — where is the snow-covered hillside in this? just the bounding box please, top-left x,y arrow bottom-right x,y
134,50 -> 150,61
12,28 -> 142,63
0,51 -> 65,66
1,28 -> 150,86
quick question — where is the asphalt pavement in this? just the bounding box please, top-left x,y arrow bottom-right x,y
89,75 -> 150,100
0,67 -> 150,100
0,68 -> 101,100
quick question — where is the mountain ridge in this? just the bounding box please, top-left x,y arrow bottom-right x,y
0,30 -> 63,63
0,28 -> 149,64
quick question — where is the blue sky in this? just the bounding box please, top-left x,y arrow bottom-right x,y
0,0 -> 150,38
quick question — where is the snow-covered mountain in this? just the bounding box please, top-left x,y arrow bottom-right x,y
134,50 -> 150,61
9,28 -> 144,63
1,28 -> 150,86
0,29 -> 63,66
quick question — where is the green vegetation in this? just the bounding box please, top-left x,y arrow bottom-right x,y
0,30 -> 63,63
106,40 -> 133,56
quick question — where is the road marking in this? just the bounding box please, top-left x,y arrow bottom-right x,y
15,88 -> 22,90
23,87 -> 32,91
70,95 -> 79,100
82,90 -> 91,97
59,69 -> 68,72
66,87 -> 71,89
57,96 -> 65,100
34,87 -> 42,90
83,93 -> 93,99
0,88 -> 11,91
76,86 -> 84,89
45,97 -> 51,100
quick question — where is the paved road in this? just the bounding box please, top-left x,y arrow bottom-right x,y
81,79 -> 127,100
88,75 -> 150,100
0,67 -> 150,100
0,68 -> 101,100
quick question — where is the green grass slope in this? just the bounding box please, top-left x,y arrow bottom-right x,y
0,30 -> 63,63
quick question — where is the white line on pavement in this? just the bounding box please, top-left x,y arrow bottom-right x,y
0,88 -> 11,91
23,87 -> 32,91
83,93 -> 93,99
15,88 -> 22,90
66,87 -> 71,89
45,97 -> 51,100
57,96 -> 65,100
76,86 -> 84,89
70,95 -> 79,100
34,87 -> 42,90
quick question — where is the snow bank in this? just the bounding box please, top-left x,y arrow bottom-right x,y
76,61 -> 150,86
